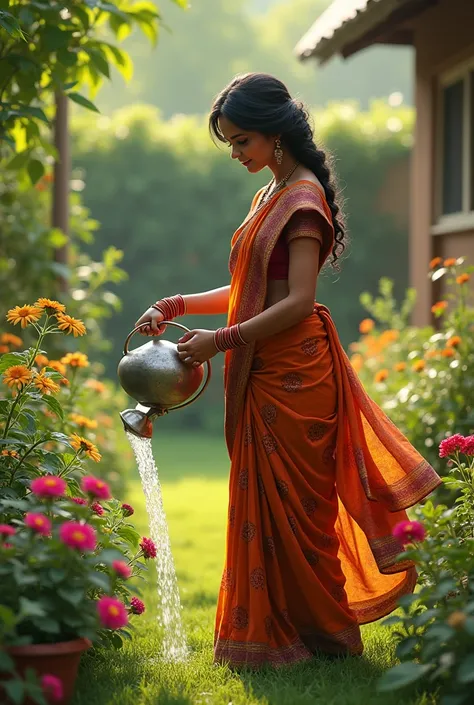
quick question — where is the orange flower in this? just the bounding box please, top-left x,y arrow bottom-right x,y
59,377 -> 70,386
359,318 -> 375,335
1,333 -> 22,347
56,313 -> 86,337
412,360 -> 426,372
1,449 -> 19,458
48,360 -> 67,375
97,414 -> 113,429
69,413 -> 98,430
85,379 -> 106,394
6,305 -> 42,329
35,354 -> 49,368
425,350 -> 439,359
70,434 -> 101,463
456,273 -> 470,285
0,345 -> 9,354
429,257 -> 443,269
431,301 -> 448,314
3,365 -> 32,389
61,352 -> 89,368
35,298 -> 66,315
374,369 -> 389,383
447,336 -> 461,347
34,372 -> 60,395
394,362 -> 406,372
379,329 -> 399,346
444,258 -> 457,267
441,348 -> 456,358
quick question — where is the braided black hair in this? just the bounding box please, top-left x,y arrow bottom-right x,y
209,73 -> 346,268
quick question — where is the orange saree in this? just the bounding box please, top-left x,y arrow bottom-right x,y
213,181 -> 441,667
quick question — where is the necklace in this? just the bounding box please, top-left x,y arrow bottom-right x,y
257,162 -> 300,211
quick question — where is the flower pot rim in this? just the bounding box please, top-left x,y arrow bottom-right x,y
5,637 -> 92,656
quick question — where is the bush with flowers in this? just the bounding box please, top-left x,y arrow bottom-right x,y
349,257 -> 474,477
0,300 -> 154,703
377,434 -> 474,704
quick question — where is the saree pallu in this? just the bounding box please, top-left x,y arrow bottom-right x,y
214,181 -> 442,668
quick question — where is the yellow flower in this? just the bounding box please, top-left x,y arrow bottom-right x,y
456,273 -> 470,285
431,300 -> 448,314
1,333 -> 22,348
6,305 -> 42,329
447,611 -> 467,630
85,379 -> 106,393
69,413 -> 98,430
0,345 -> 9,354
429,257 -> 443,269
56,313 -> 86,337
350,354 -> 364,373
70,434 -> 101,463
3,365 -> 32,389
359,318 -> 375,335
48,360 -> 67,375
447,336 -> 461,347
444,258 -> 457,267
441,348 -> 456,358
374,369 -> 389,383
34,372 -> 60,395
412,360 -> 426,372
35,298 -> 66,315
35,354 -> 49,368
1,449 -> 18,458
379,329 -> 399,346
394,362 -> 406,372
61,352 -> 89,368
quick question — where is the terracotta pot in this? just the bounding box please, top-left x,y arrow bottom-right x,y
4,637 -> 91,705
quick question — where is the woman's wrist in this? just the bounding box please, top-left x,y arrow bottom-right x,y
152,294 -> 186,320
214,324 -> 247,352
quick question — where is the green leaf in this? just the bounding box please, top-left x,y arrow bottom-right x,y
67,92 -> 100,113
377,662 -> 432,692
0,10 -> 27,40
19,597 -> 46,619
49,568 -> 66,583
32,618 -> 60,634
58,587 -> 84,606
382,615 -> 402,627
42,25 -> 72,51
96,548 -> 125,565
458,653 -> 474,683
0,605 -> 17,632
0,650 -> 14,672
86,48 -> 110,78
395,637 -> 418,660
42,394 -> 64,421
88,571 -> 111,592
6,150 -> 31,171
27,158 -> 45,185
2,679 -> 24,704
116,524 -> 140,547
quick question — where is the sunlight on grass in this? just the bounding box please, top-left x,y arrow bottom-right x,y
73,433 -> 437,705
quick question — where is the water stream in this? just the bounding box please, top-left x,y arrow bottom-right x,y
126,432 -> 188,662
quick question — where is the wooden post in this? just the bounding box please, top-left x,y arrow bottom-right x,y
52,91 -> 70,293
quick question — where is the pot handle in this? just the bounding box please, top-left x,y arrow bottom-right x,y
122,321 -> 212,412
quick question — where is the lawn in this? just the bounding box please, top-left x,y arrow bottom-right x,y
73,432 -> 437,705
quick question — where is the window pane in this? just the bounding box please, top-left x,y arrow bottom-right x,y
442,79 -> 464,215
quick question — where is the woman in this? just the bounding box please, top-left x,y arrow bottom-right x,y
136,73 -> 441,668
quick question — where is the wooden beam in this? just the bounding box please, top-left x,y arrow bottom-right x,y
342,29 -> 414,56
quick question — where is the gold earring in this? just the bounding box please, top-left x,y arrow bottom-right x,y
274,139 -> 283,165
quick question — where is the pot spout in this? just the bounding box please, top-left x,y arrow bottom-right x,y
119,406 -> 161,439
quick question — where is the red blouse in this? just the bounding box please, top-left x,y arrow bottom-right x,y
268,210 -> 324,280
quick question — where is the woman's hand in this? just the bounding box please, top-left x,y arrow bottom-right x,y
135,307 -> 166,336
177,329 -> 218,367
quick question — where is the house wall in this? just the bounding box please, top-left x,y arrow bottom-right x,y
411,0 -> 474,324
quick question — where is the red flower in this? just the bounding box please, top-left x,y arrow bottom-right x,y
25,513 -> 51,536
393,520 -> 426,545
97,596 -> 128,629
130,597 -> 145,615
462,435 -> 474,456
81,475 -> 111,500
59,521 -> 97,552
0,524 -> 15,538
112,560 -> 132,579
41,674 -> 63,703
439,434 -> 466,458
31,475 -> 67,498
91,502 -> 104,516
71,497 -> 87,506
139,536 -> 157,559
121,503 -> 134,517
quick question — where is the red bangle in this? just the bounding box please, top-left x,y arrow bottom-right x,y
214,324 -> 247,352
152,295 -> 186,320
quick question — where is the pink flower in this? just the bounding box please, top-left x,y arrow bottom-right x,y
59,521 -> 96,552
439,434 -> 466,458
0,525 -> 15,538
461,435 -> 474,456
81,475 -> 111,500
71,497 -> 87,506
393,520 -> 426,545
91,502 -> 104,516
130,596 -> 145,615
31,475 -> 67,498
139,536 -> 157,559
25,513 -> 51,536
97,596 -> 128,629
41,674 -> 63,703
112,560 -> 132,579
121,503 -> 134,517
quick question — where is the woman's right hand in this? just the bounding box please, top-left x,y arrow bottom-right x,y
135,307 -> 166,336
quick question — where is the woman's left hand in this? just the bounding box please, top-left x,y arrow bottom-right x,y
177,329 -> 218,366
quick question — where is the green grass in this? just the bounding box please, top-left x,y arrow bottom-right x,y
73,433 -> 437,705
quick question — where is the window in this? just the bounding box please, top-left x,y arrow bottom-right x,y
436,63 -> 474,227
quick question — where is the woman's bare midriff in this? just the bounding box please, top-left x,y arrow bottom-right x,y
264,279 -> 289,309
